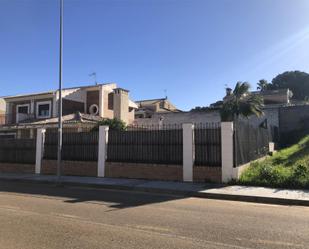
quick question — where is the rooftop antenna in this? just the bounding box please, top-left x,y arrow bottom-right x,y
89,72 -> 97,85
164,89 -> 168,99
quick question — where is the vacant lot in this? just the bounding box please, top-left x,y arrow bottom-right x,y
239,135 -> 309,189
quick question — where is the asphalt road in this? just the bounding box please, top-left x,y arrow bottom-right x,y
0,181 -> 308,249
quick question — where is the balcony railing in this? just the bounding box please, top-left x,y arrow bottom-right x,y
0,113 -> 35,126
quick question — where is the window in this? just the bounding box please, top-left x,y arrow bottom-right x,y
16,104 -> 30,123
108,92 -> 114,110
36,101 -> 51,119
18,105 -> 29,114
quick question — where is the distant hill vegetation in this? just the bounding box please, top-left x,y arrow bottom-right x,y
260,71 -> 309,101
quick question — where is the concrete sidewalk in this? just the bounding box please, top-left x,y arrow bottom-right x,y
0,173 -> 309,206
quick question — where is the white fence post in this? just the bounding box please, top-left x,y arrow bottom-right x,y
98,126 -> 109,177
221,122 -> 234,183
183,123 -> 194,182
35,128 -> 46,174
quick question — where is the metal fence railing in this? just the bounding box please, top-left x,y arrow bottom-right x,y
107,124 -> 183,164
234,120 -> 270,167
0,113 -> 35,126
0,138 -> 36,164
194,123 -> 221,166
44,129 -> 99,161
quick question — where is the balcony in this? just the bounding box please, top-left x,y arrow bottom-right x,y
0,113 -> 35,126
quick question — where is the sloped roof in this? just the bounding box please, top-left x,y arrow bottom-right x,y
18,113 -> 104,126
135,98 -> 167,106
2,83 -> 116,100
129,99 -> 138,109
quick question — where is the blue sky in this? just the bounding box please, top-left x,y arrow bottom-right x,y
1,0 -> 309,110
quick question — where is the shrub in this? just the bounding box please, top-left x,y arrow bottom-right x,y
238,135 -> 309,189
287,164 -> 309,188
92,118 -> 126,131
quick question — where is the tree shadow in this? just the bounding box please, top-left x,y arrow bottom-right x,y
0,180 -> 187,210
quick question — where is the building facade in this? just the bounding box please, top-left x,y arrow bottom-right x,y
0,83 -> 137,137
135,98 -> 181,119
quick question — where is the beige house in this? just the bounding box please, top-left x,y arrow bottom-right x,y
223,88 -> 293,107
0,83 -> 137,137
135,98 -> 181,119
0,99 -> 5,114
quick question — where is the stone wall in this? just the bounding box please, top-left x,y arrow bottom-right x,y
241,107 -> 279,128
105,162 -> 183,181
105,162 -> 222,183
279,105 -> 309,133
134,108 -> 279,130
41,160 -> 97,177
193,166 -> 222,183
0,163 -> 34,174
0,160 -> 222,183
134,111 -> 221,126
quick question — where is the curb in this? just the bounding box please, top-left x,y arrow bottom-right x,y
1,177 -> 309,207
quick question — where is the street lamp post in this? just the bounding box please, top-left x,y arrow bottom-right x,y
57,0 -> 63,184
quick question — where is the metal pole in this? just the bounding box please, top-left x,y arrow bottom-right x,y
57,0 -> 63,184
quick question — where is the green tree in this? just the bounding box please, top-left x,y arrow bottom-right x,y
257,79 -> 270,91
190,106 -> 210,112
220,82 -> 264,121
93,118 -> 126,131
270,71 -> 309,100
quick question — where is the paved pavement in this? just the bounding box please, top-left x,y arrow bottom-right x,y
0,181 -> 308,249
0,173 -> 309,206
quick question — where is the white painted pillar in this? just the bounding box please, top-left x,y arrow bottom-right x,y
183,123 -> 194,182
30,100 -> 35,116
35,128 -> 46,174
221,122 -> 234,183
99,86 -> 104,118
98,126 -> 109,177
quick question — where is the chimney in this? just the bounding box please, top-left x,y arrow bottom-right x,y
113,88 -> 129,124
226,88 -> 232,96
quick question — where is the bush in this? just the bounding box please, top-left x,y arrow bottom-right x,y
287,164 -> 309,188
239,163 -> 309,189
92,118 -> 126,131
238,135 -> 309,189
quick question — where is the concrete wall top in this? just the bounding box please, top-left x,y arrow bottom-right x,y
134,111 -> 221,125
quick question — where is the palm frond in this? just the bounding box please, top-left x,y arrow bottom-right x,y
233,81 -> 250,98
220,82 -> 264,121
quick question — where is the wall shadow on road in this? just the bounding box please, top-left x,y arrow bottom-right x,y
0,181 -> 188,209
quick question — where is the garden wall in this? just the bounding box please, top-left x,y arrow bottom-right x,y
42,160 -> 97,177
0,162 -> 35,174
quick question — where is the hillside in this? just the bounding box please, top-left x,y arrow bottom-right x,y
239,135 -> 309,189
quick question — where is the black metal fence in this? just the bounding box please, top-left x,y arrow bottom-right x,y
194,123 -> 221,166
44,129 -> 99,161
107,124 -> 183,164
0,138 -> 36,164
234,120 -> 270,167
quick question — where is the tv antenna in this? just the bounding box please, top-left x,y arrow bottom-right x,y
89,72 -> 97,85
164,89 -> 168,99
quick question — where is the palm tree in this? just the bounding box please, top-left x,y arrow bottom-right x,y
257,79 -> 269,91
221,82 -> 264,121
